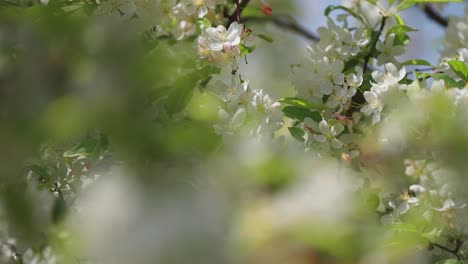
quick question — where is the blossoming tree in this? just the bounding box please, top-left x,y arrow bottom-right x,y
0,0 -> 468,263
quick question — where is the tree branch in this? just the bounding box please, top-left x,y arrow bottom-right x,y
421,4 -> 448,27
227,0 -> 251,26
430,240 -> 464,261
347,16 -> 387,116
243,15 -> 319,41
363,16 -> 387,74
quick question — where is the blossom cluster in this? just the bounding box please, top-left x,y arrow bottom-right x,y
361,62 -> 406,124
212,77 -> 283,138
380,158 -> 466,227
292,18 -> 368,109
196,22 -> 244,68
95,0 -> 227,39
0,238 -> 57,264
4,0 -> 468,263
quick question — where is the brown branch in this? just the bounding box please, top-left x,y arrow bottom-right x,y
363,16 -> 387,74
422,4 -> 448,27
243,15 -> 319,41
430,240 -> 464,261
227,0 -> 251,26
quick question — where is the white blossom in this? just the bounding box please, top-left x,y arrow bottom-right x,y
434,198 -> 467,212
213,107 -> 246,136
361,91 -> 383,124
304,119 -> 346,151
197,22 -> 243,67
180,0 -> 223,18
376,33 -> 406,66
371,63 -> 406,94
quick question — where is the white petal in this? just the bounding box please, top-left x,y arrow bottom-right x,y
321,81 -> 334,95
409,184 -> 426,194
384,63 -> 398,77
318,120 -> 330,135
397,202 -> 410,214
197,5 -> 208,18
442,199 -> 455,210
218,109 -> 229,121
226,22 -> 242,42
371,111 -> 381,124
231,108 -> 246,129
331,123 -> 344,135
304,117 -> 319,130
206,27 -> 224,42
208,42 -> 223,51
363,91 -> 377,104
331,138 -> 343,149
398,66 -> 407,80
314,134 -> 327,143
361,105 -> 373,116
380,214 -> 394,225
372,71 -> 384,83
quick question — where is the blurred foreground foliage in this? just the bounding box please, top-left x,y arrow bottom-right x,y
0,2 -> 227,263
1,1 -> 468,264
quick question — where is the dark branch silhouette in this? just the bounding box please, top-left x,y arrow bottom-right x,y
422,4 -> 448,27
243,15 -> 319,41
227,0 -> 251,26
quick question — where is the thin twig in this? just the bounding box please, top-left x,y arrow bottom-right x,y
347,16 -> 387,116
431,240 -> 464,261
422,4 -> 448,27
235,0 -> 240,22
243,15 -> 319,41
363,16 -> 387,74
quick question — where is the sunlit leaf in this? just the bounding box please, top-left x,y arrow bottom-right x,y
278,97 -> 323,109
282,106 -> 322,122
257,33 -> 274,43
402,59 -> 433,66
448,60 -> 468,82
288,127 -> 305,142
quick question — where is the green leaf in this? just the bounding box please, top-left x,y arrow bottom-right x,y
239,44 -> 256,56
431,73 -> 464,88
52,196 -> 67,224
435,260 -> 462,264
448,60 -> 468,82
324,5 -> 365,24
282,106 -> 322,122
402,59 -> 433,66
278,97 -> 323,109
343,58 -> 361,74
391,222 -> 418,233
28,164 -> 50,181
396,1 -> 415,11
394,14 -> 405,25
409,0 -> 462,2
386,25 -> 417,46
257,34 -> 274,43
164,65 -> 218,115
240,6 -> 264,17
421,228 -> 440,242
195,17 -> 212,31
288,127 -> 305,142
63,138 -> 101,159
